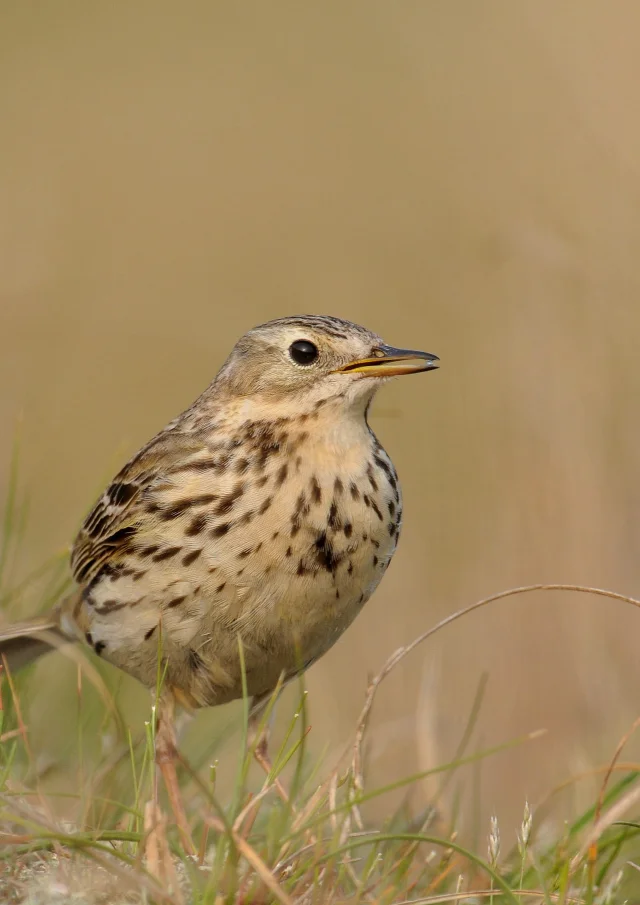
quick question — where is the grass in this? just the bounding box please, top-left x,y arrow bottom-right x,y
2,466 -> 640,902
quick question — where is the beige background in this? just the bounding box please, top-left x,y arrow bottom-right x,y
2,2 -> 640,840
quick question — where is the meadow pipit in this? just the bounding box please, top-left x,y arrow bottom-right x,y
0,315 -> 438,847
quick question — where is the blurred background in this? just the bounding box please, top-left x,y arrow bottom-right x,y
2,2 -> 640,844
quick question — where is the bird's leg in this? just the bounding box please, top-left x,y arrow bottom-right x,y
153,693 -> 196,856
143,799 -> 183,902
248,692 -> 274,767
248,691 -> 290,803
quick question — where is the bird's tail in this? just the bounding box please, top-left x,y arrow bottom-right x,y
0,616 -> 67,674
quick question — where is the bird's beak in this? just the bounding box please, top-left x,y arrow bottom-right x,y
336,345 -> 439,377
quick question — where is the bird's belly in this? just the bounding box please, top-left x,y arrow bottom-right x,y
183,564 -> 387,707
83,457 -> 402,707
190,475 -> 400,703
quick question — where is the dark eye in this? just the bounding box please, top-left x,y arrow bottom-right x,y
289,339 -> 319,366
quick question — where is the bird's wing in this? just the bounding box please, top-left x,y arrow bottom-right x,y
70,427 -> 218,586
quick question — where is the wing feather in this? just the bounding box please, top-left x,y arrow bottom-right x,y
71,428 -> 218,585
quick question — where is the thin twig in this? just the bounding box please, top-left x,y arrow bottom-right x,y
350,584 -> 640,807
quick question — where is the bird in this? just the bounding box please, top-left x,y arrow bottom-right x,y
0,314 -> 438,848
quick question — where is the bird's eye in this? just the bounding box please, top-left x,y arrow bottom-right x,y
289,340 -> 319,366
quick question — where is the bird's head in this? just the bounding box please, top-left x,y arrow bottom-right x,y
214,314 -> 438,415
